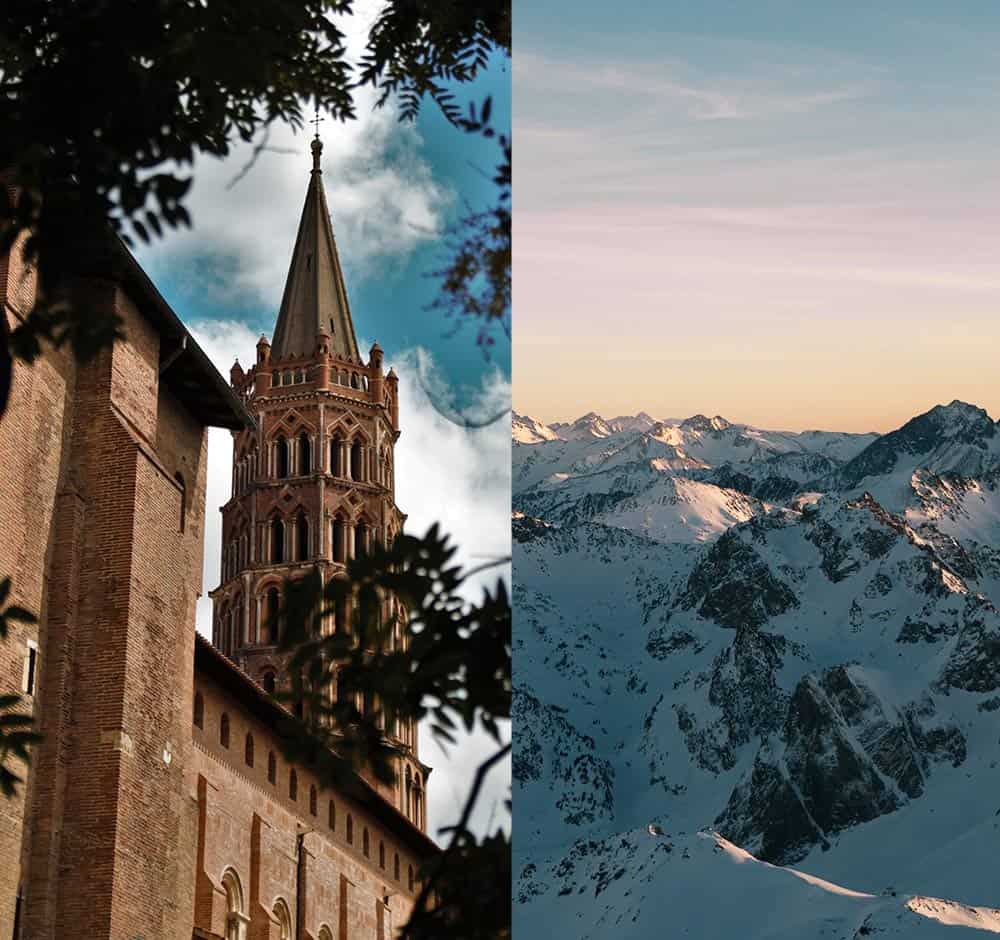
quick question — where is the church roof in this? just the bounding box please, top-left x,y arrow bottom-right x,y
270,138 -> 360,363
194,633 -> 439,859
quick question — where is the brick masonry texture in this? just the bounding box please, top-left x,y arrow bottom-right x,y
0,224 -> 436,938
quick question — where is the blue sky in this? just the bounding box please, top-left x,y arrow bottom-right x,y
515,2 -> 1000,430
140,48 -> 509,418
134,9 -> 511,840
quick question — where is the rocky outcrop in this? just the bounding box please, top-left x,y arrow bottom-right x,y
716,666 -> 966,864
679,529 -> 798,629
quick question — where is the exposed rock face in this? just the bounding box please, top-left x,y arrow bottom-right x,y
512,401 -> 1000,938
838,400 -> 997,489
680,529 -> 798,629
715,666 -> 966,864
513,689 -> 616,827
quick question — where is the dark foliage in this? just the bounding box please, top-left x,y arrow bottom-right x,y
275,525 -> 511,939
0,0 -> 510,414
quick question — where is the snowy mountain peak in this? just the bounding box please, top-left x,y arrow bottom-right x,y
513,412 -> 561,444
837,401 -> 998,493
680,413 -> 732,433
608,412 -> 657,433
556,412 -> 614,440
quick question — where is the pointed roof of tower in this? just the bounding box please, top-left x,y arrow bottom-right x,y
270,136 -> 360,362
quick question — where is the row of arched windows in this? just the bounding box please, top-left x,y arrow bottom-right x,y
273,367 -> 309,387
230,427 -> 395,503
194,691 -> 416,890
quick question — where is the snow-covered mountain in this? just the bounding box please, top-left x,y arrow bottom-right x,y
513,412 -> 562,444
513,402 -> 1000,939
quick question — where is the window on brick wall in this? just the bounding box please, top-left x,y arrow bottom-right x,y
272,900 -> 291,940
296,511 -> 309,561
379,841 -> 385,869
276,437 -> 289,479
289,769 -> 297,801
22,640 -> 38,696
245,733 -> 254,767
408,865 -> 414,892
363,828 -> 370,857
309,785 -> 317,816
298,432 -> 311,474
193,691 -> 204,729
328,800 -> 336,831
220,713 -> 230,748
346,814 -> 353,845
271,519 -> 285,564
174,472 -> 186,532
394,852 -> 400,881
268,751 -> 276,785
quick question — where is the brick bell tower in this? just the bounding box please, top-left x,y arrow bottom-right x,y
209,136 -> 427,826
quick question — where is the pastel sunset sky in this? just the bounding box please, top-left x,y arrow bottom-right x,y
515,1 -> 1000,432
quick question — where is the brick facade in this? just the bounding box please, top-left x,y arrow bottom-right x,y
0,147 -> 437,939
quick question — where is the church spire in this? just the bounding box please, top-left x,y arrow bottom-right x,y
269,136 -> 360,362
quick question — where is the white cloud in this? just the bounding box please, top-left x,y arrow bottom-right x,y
189,320 -> 511,841
138,0 -> 452,310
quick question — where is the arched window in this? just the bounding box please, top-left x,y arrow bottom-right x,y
332,518 -> 345,564
262,671 -> 276,694
394,852 -> 400,881
330,436 -> 342,476
271,518 -> 285,564
298,432 -> 311,474
318,926 -> 333,940
263,588 -> 280,644
289,769 -> 297,801
346,814 -> 353,845
222,869 -> 244,940
296,511 -> 309,561
268,751 -> 276,785
220,713 -> 230,748
193,691 -> 204,728
309,785 -> 317,816
272,900 -> 292,940
275,437 -> 289,479
245,733 -> 254,767
408,864 -> 414,892
350,440 -> 363,480
175,472 -> 186,532
350,372 -> 360,389
282,370 -> 292,386
363,828 -> 370,857
335,595 -> 349,635
356,521 -> 369,558
379,840 -> 385,869
328,800 -> 336,831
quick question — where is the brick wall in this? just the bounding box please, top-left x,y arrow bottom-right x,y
191,671 -> 423,940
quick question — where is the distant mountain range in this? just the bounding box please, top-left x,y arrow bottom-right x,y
513,401 -> 1000,940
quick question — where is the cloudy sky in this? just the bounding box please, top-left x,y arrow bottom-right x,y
515,1 -> 1000,432
135,2 -> 510,841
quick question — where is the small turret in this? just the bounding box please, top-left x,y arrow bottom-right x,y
314,328 -> 331,389
369,342 -> 384,404
255,335 -> 272,394
256,334 -> 271,363
386,367 -> 399,431
229,358 -> 245,387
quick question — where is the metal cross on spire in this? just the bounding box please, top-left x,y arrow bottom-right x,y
309,105 -> 324,171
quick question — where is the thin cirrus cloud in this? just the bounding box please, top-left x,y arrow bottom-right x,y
515,30 -> 1000,432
